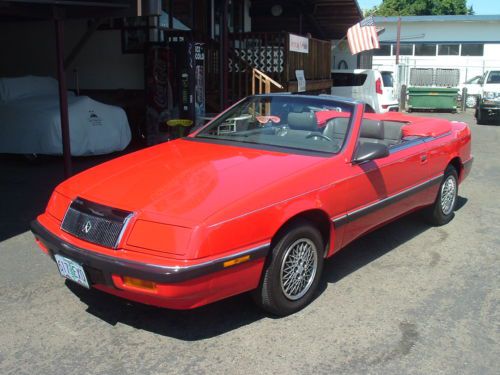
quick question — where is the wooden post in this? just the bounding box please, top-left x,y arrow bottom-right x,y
252,69 -> 255,95
55,17 -> 72,178
400,84 -> 407,112
219,0 -> 229,110
395,16 -> 401,65
461,87 -> 468,112
168,0 -> 173,29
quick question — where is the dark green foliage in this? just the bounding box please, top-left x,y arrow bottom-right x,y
365,0 -> 474,16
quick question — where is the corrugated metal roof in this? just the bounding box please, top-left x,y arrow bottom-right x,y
374,15 -> 500,23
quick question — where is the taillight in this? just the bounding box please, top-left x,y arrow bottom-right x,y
376,78 -> 383,95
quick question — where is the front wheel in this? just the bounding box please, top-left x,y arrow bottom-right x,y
253,220 -> 324,316
425,166 -> 458,226
477,108 -> 486,125
465,95 -> 478,108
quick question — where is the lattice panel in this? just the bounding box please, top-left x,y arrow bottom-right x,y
229,47 -> 284,74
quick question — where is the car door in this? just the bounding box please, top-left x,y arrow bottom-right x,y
340,139 -> 432,248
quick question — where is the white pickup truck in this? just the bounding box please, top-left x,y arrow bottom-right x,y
476,70 -> 500,124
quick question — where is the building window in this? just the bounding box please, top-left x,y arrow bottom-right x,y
374,44 -> 391,56
438,44 -> 459,55
395,44 -> 413,56
461,44 -> 484,56
415,44 -> 436,56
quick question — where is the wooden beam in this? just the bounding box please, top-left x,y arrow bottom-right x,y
54,16 -> 73,178
64,18 -> 103,68
287,79 -> 332,93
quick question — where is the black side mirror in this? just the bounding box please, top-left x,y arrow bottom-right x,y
353,142 -> 389,163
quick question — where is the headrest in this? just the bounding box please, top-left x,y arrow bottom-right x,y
287,112 -> 318,131
360,119 -> 384,139
327,117 -> 349,135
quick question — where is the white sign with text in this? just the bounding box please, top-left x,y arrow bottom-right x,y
295,70 -> 306,92
289,34 -> 309,53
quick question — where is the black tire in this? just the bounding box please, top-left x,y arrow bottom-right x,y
477,109 -> 486,125
253,220 -> 324,316
425,166 -> 459,226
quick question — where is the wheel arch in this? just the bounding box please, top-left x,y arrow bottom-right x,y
448,156 -> 463,179
271,209 -> 332,258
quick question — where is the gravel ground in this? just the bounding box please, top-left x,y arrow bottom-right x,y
0,109 -> 498,375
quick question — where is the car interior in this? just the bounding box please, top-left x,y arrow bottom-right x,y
322,117 -> 406,148
201,102 -> 411,154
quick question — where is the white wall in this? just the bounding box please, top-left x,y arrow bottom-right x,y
372,19 -> 500,85
0,20 -> 144,90
376,19 -> 500,43
331,40 -> 358,70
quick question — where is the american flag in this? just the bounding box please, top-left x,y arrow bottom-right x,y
347,16 -> 380,55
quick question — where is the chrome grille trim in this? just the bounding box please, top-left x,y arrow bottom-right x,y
61,198 -> 133,249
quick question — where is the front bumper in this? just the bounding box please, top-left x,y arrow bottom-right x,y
478,103 -> 500,117
31,220 -> 269,308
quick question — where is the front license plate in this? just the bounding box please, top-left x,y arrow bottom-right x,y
54,254 -> 90,289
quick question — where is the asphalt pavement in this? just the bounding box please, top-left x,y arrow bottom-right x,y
0,109 -> 498,375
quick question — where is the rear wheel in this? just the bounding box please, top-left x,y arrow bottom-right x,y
253,220 -> 324,316
425,166 -> 458,226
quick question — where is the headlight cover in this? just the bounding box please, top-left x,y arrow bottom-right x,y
127,219 -> 192,256
483,91 -> 500,100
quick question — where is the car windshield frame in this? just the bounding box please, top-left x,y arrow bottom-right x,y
193,95 -> 356,156
465,76 -> 481,84
486,71 -> 500,84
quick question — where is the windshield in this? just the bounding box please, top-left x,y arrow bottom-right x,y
331,73 -> 367,87
381,72 -> 394,87
465,76 -> 481,84
486,71 -> 500,84
195,95 -> 355,154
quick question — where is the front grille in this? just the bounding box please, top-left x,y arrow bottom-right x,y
61,198 -> 132,249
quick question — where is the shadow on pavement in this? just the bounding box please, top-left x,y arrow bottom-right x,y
66,280 -> 266,340
322,211 -> 430,285
0,149 -> 137,242
66,198 -> 467,340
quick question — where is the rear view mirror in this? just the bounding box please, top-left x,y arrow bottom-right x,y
353,142 -> 389,163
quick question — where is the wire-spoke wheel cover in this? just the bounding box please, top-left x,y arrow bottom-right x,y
440,175 -> 457,216
465,95 -> 477,108
280,238 -> 318,301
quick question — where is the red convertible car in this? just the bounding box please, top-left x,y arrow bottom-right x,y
31,94 -> 473,316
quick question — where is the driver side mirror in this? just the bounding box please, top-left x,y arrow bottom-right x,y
353,142 -> 389,164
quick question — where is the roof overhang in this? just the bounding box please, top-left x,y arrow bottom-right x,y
0,0 -> 137,21
250,0 -> 363,39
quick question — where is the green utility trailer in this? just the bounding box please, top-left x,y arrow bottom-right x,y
407,87 -> 459,112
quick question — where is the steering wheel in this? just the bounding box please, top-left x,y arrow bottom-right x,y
306,132 -> 333,142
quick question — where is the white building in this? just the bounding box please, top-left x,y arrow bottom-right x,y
372,15 -> 500,86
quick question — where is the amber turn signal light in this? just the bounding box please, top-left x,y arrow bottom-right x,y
123,276 -> 157,291
223,255 -> 250,268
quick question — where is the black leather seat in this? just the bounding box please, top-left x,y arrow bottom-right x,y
383,121 -> 404,146
359,119 -> 385,145
287,112 -> 318,131
323,117 -> 349,140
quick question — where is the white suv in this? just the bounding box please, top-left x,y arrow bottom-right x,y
331,69 -> 399,113
476,70 -> 500,124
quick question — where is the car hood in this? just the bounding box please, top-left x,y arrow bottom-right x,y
57,139 -> 327,226
482,84 -> 500,93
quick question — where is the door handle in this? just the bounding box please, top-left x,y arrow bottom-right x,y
420,154 -> 428,163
